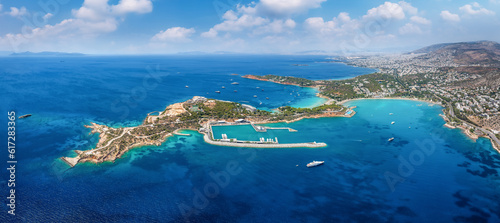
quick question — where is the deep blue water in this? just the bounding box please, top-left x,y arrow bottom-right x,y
1,56 -> 499,222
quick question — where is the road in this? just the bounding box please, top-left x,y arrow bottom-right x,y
446,102 -> 500,152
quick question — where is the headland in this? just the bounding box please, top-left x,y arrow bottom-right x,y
61,96 -> 352,167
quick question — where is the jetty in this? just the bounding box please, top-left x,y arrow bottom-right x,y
251,123 -> 297,132
202,133 -> 326,148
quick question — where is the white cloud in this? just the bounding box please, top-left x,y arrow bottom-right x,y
399,23 -> 422,34
337,12 -> 351,23
222,10 -> 238,21
399,15 -> 430,35
9,7 -> 28,17
0,0 -> 154,52
258,0 -> 326,17
111,0 -> 153,15
254,19 -> 296,35
459,2 -> 495,16
305,2 -> 417,39
43,13 -> 54,21
304,12 -> 359,37
410,16 -> 431,25
201,4 -> 298,38
213,13 -> 268,32
304,17 -> 336,35
440,10 -> 460,22
201,28 -> 218,38
152,27 -> 195,42
73,0 -> 152,21
201,0 -> 328,41
398,1 -> 418,15
363,2 -> 406,20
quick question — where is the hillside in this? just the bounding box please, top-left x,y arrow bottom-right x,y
412,41 -> 500,66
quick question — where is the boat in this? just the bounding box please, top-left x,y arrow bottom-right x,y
231,82 -> 239,85
222,86 -> 225,89
266,97 -> 269,100
256,87 -> 260,89
185,85 -> 189,88
391,121 -> 395,125
389,113 -> 393,115
234,90 -> 237,93
19,114 -> 32,119
388,137 -> 394,142
215,91 -> 221,93
307,161 -> 324,168
261,89 -> 264,91
253,95 -> 257,98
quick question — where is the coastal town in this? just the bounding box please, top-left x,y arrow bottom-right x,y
249,41 -> 500,151
246,72 -> 500,151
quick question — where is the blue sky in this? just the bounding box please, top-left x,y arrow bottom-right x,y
0,0 -> 499,54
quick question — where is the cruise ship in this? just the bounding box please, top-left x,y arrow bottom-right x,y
307,161 -> 324,168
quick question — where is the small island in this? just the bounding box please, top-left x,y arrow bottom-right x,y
61,96 -> 353,167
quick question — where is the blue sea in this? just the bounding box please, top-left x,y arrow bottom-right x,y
1,55 -> 499,222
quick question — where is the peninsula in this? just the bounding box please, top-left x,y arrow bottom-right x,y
61,96 -> 352,167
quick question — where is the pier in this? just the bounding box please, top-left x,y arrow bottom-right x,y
202,133 -> 326,148
250,123 -> 297,132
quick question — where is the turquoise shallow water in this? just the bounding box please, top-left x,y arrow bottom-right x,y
1,56 -> 499,222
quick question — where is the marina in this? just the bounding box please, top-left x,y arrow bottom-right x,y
206,121 -> 324,148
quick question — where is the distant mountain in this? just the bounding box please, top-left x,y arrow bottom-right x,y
295,50 -> 328,55
176,51 -> 209,55
411,41 -> 500,66
10,51 -> 85,57
410,43 -> 454,54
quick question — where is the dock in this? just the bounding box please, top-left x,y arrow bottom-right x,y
60,157 -> 79,167
202,133 -> 326,148
250,123 -> 297,132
